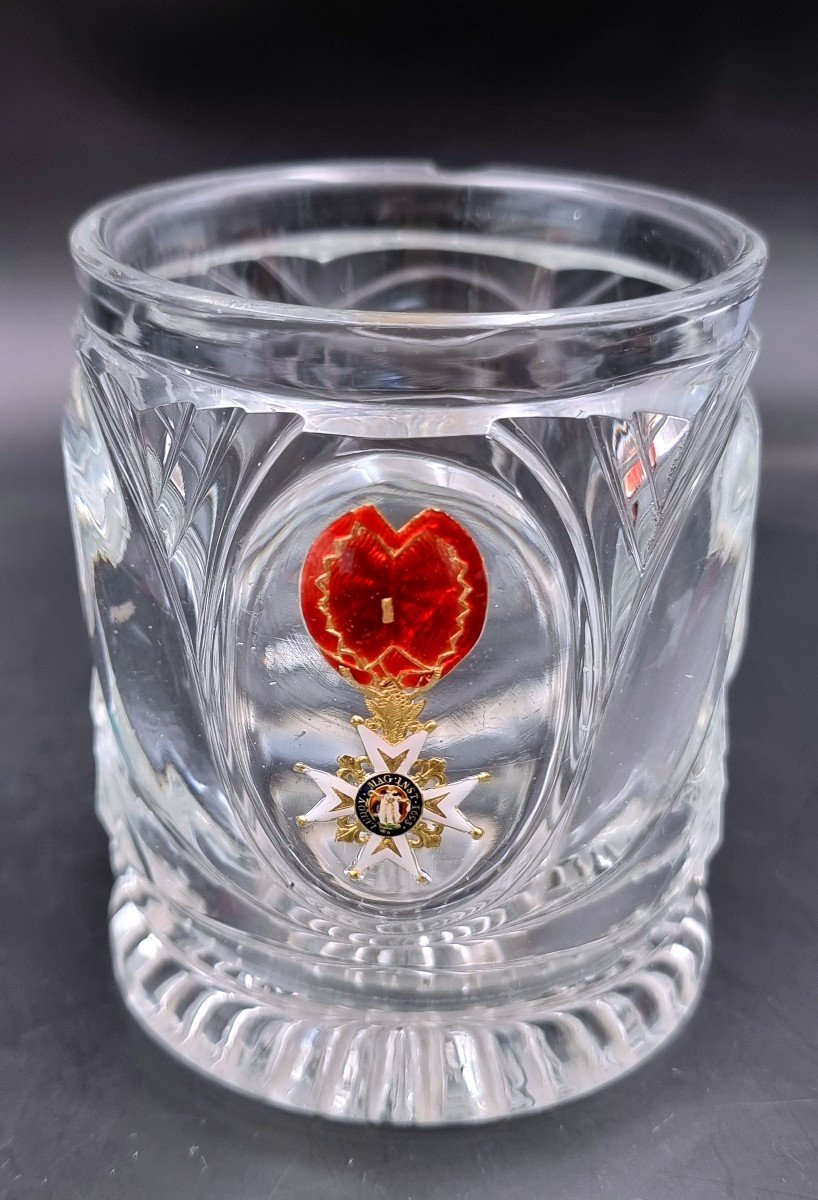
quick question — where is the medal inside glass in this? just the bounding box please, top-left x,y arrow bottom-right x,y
64,163 -> 766,1123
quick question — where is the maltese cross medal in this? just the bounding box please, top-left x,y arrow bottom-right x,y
294,504 -> 489,886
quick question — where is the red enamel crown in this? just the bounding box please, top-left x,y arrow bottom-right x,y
300,505 -> 488,690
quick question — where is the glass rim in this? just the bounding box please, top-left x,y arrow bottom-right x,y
70,159 -> 767,332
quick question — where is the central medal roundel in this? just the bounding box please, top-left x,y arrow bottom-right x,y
354,773 -> 424,838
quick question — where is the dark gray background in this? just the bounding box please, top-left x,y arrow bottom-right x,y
1,3 -> 817,1197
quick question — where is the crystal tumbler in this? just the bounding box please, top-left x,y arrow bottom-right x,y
64,163 -> 766,1124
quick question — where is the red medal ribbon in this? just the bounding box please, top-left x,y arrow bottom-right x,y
301,505 -> 488,689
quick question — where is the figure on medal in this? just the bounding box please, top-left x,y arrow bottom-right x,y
371,783 -> 407,831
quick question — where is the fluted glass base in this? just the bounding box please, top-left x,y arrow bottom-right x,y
110,867 -> 708,1125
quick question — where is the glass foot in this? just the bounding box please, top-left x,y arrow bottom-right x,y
110,877 -> 709,1125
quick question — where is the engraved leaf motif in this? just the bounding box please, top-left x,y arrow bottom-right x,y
138,402 -> 246,558
588,411 -> 690,571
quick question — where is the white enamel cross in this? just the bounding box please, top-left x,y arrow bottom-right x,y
294,725 -> 486,884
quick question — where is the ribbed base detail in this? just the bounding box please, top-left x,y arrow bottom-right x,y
110,878 -> 709,1125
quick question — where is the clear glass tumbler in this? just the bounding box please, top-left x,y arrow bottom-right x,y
64,162 -> 766,1124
